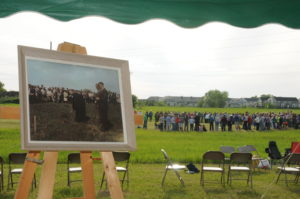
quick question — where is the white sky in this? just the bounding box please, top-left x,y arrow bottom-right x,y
1,12 -> 300,99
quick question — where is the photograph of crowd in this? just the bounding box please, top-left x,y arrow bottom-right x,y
26,58 -> 125,143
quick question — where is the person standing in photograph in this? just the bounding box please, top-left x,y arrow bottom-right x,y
72,91 -> 89,122
96,82 -> 112,131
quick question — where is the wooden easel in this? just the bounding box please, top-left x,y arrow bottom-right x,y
14,42 -> 124,199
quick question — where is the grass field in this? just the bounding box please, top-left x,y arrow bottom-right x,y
1,105 -> 300,198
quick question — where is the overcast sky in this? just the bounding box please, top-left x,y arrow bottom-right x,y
1,12 -> 300,99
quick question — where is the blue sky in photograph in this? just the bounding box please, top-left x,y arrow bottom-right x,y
27,58 -> 120,93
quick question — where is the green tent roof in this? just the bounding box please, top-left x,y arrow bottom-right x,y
1,0 -> 300,28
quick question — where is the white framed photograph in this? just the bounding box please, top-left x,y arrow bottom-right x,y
18,46 -> 135,151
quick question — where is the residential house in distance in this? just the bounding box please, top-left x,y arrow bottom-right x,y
162,96 -> 201,107
267,96 -> 300,108
143,95 -> 300,108
226,98 -> 248,108
143,96 -> 201,107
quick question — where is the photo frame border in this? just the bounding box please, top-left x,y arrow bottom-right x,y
18,45 -> 136,151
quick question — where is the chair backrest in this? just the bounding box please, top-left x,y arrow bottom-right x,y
267,141 -> 282,159
203,151 -> 225,161
245,145 -> 256,152
68,153 -> 81,164
291,142 -> 300,153
161,149 -> 173,166
113,152 -> 130,162
230,153 -> 252,164
220,146 -> 235,154
285,153 -> 300,165
8,153 -> 27,164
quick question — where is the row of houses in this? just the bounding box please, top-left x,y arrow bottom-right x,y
146,96 -> 201,107
225,96 -> 300,108
143,96 -> 300,108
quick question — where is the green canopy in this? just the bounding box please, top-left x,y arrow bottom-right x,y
1,0 -> 300,28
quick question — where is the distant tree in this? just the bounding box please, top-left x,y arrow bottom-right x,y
199,90 -> 228,108
0,81 -> 6,92
197,98 -> 205,107
260,94 -> 273,100
132,94 -> 138,108
157,101 -> 166,107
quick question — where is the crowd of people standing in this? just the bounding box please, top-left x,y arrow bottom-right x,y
142,111 -> 300,132
28,84 -> 120,104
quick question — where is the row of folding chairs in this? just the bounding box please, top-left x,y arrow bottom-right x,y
161,149 -> 253,187
161,149 -> 300,187
0,153 -> 37,192
68,152 -> 130,190
0,152 -> 130,192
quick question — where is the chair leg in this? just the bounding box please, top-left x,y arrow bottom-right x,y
161,169 -> 168,187
121,171 -> 129,189
250,172 -> 253,188
276,171 -> 282,184
227,170 -> 230,184
173,170 -> 184,186
9,172 -> 13,189
284,173 -> 288,186
121,172 -> 126,190
7,173 -> 10,190
11,173 -> 14,188
247,172 -> 250,185
67,171 -> 70,187
126,170 -> 129,189
200,171 -> 204,186
295,173 -> 300,184
100,172 -> 106,190
220,171 -> 224,185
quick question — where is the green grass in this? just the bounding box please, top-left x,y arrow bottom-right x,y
1,118 -> 300,198
1,119 -> 299,163
0,103 -> 19,107
137,106 -> 300,114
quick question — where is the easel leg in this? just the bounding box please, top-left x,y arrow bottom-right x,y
14,151 -> 40,199
101,152 -> 124,199
37,152 -> 58,199
80,152 -> 96,199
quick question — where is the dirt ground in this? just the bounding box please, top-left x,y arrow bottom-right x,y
0,106 -> 20,119
29,102 -> 124,142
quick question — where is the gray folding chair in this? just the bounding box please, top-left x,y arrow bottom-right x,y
8,153 -> 36,189
200,151 -> 225,186
237,146 -> 251,153
227,152 -> 253,187
67,153 -> 82,186
161,149 -> 186,187
276,153 -> 300,186
220,146 -> 235,162
239,145 -> 263,169
100,152 -> 130,190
